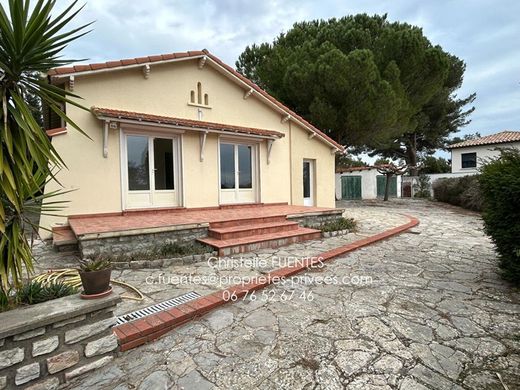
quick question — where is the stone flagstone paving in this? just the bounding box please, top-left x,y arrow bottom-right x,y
55,200 -> 519,389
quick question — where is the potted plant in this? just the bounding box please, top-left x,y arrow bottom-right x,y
78,258 -> 112,299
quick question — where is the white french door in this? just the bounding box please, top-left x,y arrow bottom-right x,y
219,141 -> 257,204
124,133 -> 180,209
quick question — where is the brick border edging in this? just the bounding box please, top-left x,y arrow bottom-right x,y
113,214 -> 419,351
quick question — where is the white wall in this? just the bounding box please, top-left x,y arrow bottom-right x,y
335,169 -> 402,200
450,142 -> 520,173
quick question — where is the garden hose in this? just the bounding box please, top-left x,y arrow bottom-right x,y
32,269 -> 144,301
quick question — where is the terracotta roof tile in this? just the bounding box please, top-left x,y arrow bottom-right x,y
91,107 -> 285,139
106,61 -> 122,68
121,59 -> 137,66
74,65 -> 91,72
448,131 -> 520,149
161,53 -> 175,60
136,57 -> 150,64
48,50 -> 343,151
90,63 -> 107,70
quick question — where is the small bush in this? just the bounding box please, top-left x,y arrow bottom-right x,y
414,174 -> 432,198
432,175 -> 483,211
0,288 -> 10,312
479,148 -> 520,284
97,242 -> 212,263
318,217 -> 357,233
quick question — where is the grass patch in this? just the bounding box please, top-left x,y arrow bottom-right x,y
98,242 -> 212,263
317,217 -> 357,233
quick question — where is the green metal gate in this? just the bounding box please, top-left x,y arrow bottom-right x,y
376,175 -> 397,198
341,176 -> 362,200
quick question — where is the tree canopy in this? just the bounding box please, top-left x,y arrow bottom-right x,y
419,156 -> 451,174
236,14 -> 475,173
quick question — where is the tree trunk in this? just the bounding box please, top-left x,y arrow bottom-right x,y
406,135 -> 418,176
384,173 -> 393,201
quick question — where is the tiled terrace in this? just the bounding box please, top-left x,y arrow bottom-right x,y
55,204 -> 345,258
67,204 -> 341,237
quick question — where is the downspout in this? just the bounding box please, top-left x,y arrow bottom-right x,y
289,121 -> 293,205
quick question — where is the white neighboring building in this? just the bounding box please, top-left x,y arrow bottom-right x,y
335,166 -> 402,200
448,131 -> 520,173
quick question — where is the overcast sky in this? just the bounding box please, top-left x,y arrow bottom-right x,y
29,1 -> 520,144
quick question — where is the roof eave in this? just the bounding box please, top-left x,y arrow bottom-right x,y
48,54 -> 206,80
93,113 -> 284,140
50,51 -> 343,152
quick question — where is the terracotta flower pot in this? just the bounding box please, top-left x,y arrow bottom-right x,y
79,269 -> 112,296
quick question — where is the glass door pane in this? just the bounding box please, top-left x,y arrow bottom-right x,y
127,135 -> 149,190
153,138 -> 174,190
303,161 -> 310,198
238,145 -> 252,189
220,143 -> 235,189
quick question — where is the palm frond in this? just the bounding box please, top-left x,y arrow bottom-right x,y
0,0 -> 91,291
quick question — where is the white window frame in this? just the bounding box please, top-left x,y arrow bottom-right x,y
120,126 -> 183,210
217,137 -> 261,204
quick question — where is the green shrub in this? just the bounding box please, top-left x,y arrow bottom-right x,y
318,217 -> 357,233
96,242 -> 212,263
414,174 -> 432,198
0,288 -> 10,312
432,175 -> 483,211
16,281 -> 78,305
479,148 -> 520,284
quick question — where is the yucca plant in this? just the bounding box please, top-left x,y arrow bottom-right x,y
16,279 -> 77,305
79,257 -> 111,272
0,0 -> 91,293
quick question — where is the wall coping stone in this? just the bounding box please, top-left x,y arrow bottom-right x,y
287,209 -> 344,218
79,222 -> 209,241
0,294 -> 121,340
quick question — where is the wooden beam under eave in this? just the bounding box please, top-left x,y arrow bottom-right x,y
199,131 -> 208,162
143,64 -> 150,79
244,88 -> 254,99
266,139 -> 274,164
103,122 -> 109,158
198,56 -> 207,69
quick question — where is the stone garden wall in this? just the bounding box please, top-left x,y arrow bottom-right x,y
110,250 -> 218,269
0,294 -> 120,389
79,225 -> 209,259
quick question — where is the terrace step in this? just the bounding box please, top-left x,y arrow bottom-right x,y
52,226 -> 79,252
209,220 -> 299,240
198,226 -> 322,256
210,215 -> 288,229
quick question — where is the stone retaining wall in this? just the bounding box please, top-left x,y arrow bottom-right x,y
0,294 -> 120,389
110,251 -> 218,269
79,226 -> 209,258
288,210 -> 344,228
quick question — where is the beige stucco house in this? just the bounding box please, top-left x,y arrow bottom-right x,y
40,50 -> 343,241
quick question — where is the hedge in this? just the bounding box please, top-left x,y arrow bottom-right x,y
479,149 -> 520,284
432,175 -> 483,211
